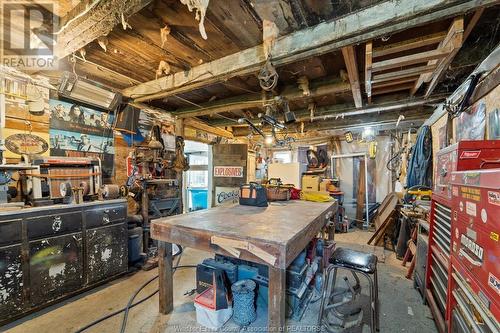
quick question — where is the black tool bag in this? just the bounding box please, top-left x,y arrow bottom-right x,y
239,182 -> 268,207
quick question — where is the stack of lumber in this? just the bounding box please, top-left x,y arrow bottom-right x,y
367,193 -> 400,246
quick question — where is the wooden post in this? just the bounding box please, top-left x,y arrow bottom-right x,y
268,266 -> 286,331
158,241 -> 173,314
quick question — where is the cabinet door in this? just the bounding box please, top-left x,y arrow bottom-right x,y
29,233 -> 83,306
0,244 -> 24,320
86,224 -> 127,285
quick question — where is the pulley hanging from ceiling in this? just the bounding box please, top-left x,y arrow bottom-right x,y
258,59 -> 278,91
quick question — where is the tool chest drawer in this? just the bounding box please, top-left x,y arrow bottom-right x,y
85,205 -> 127,228
0,218 -> 22,246
26,211 -> 82,239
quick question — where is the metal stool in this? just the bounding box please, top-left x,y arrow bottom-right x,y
318,247 -> 380,332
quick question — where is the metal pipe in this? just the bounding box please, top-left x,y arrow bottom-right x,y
310,97 -> 444,121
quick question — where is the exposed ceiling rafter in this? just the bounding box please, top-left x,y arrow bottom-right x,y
122,0 -> 498,102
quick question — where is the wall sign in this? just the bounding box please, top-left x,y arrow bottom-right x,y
214,166 -> 243,178
215,187 -> 239,206
5,133 -> 48,155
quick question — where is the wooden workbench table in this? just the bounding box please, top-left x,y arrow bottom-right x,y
151,200 -> 337,331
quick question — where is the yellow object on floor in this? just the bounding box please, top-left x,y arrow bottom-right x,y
300,190 -> 333,202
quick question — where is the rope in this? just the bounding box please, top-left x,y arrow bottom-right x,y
231,279 -> 257,326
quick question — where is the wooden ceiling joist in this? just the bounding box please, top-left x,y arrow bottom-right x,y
372,64 -> 438,83
372,76 -> 421,89
372,83 -> 415,96
371,48 -> 451,73
341,46 -> 363,108
122,0 -> 497,101
372,32 -> 447,58
411,14 -> 472,96
184,118 -> 234,138
56,0 -> 152,59
422,10 -> 483,97
173,77 -> 350,118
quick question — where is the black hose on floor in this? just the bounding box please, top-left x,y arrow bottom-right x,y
75,244 -> 196,333
74,264 -> 196,333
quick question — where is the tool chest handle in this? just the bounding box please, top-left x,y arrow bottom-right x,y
480,158 -> 500,168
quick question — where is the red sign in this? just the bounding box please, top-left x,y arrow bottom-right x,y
460,150 -> 481,159
214,166 -> 243,178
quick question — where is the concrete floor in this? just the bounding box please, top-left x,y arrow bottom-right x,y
2,230 -> 437,333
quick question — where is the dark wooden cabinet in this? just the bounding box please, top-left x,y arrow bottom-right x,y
86,224 -> 127,285
0,200 -> 128,325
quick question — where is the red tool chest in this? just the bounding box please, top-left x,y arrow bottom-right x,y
427,140 -> 500,333
434,140 -> 500,201
448,169 -> 500,332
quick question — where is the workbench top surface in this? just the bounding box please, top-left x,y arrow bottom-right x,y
151,200 -> 337,246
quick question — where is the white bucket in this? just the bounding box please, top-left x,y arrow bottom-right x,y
194,303 -> 233,330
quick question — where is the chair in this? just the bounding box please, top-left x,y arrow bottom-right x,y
318,247 -> 380,332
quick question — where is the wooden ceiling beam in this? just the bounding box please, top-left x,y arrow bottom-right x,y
341,46 -> 363,108
123,0 -> 497,101
56,0 -> 152,59
412,14 -> 469,95
424,11 -> 482,97
184,118 -> 234,138
173,77 -> 350,118
372,32 -> 447,58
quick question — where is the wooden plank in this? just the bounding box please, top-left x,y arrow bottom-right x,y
372,83 -> 414,95
158,241 -> 173,314
374,193 -> 399,230
356,158 -> 366,222
365,41 -> 373,103
372,76 -> 420,89
184,118 -> 234,138
412,15 -> 466,95
372,48 -> 450,73
342,46 -> 363,108
56,0 -> 152,58
123,0 -> 498,101
268,266 -> 286,332
372,65 -> 437,83
425,15 -> 480,97
372,32 -> 447,58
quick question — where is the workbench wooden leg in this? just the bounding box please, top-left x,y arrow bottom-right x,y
268,266 -> 286,332
158,241 -> 173,314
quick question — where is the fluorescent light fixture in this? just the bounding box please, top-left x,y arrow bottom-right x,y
58,72 -> 121,111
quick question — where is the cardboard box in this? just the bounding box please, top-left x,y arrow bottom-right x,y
302,175 -> 320,191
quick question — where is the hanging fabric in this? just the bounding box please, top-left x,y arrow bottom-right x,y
406,125 -> 432,188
